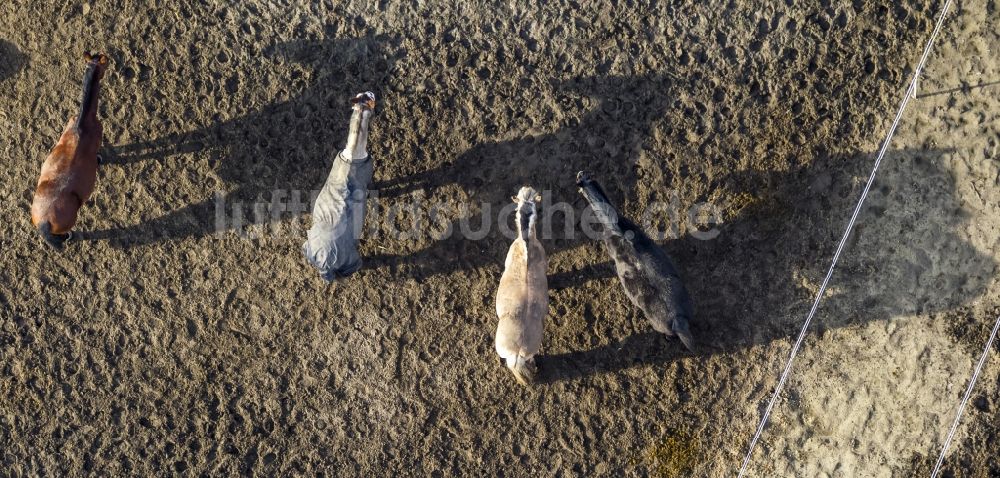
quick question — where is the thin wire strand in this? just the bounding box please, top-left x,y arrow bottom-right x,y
737,1 -> 954,475
930,314 -> 1000,478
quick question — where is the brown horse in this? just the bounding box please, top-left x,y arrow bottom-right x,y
31,52 -> 109,249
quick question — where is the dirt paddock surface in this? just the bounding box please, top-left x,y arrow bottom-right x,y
1,1 -> 998,476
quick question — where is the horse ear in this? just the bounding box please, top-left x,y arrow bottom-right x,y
83,52 -> 93,61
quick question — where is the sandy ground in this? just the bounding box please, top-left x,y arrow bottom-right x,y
1,0 -> 998,476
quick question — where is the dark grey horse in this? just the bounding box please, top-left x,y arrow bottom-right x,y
576,170 -> 695,351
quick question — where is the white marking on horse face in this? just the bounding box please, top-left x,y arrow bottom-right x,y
515,186 -> 537,203
351,91 -> 377,112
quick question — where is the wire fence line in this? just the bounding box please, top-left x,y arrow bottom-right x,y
736,0 -> 956,476
930,313 -> 1000,478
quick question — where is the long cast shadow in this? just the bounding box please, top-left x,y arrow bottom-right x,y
365,72 -> 676,278
539,147 -> 997,382
916,79 -> 1000,99
87,32 -> 400,246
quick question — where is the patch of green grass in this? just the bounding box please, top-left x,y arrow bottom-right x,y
641,429 -> 700,478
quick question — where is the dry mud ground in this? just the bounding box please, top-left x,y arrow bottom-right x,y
1,0 -> 998,476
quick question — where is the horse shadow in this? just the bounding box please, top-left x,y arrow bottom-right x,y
0,40 -> 27,83
538,147 -> 997,382
86,32 -> 401,246
364,71 -> 679,278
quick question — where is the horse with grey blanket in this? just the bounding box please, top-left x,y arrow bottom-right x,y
303,91 -> 376,280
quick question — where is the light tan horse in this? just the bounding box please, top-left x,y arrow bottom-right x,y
31,52 -> 109,249
495,187 -> 548,385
